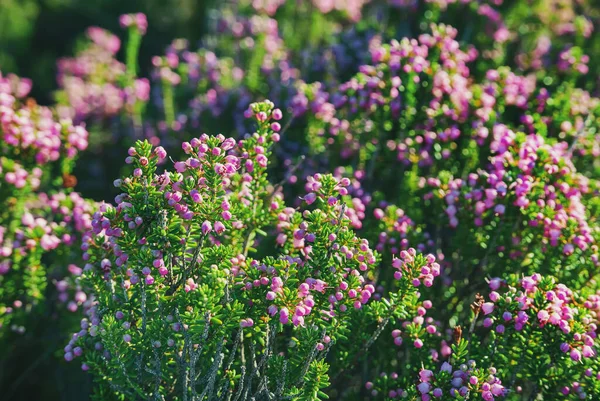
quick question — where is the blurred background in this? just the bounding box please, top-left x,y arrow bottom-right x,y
0,0 -> 214,104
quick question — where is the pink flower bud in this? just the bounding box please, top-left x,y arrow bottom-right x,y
304,193 -> 317,205
202,221 -> 212,235
214,221 -> 226,234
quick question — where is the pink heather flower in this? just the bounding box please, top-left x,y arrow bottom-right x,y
582,346 -> 595,358
279,307 -> 289,324
494,204 -> 506,214
190,190 -> 202,203
563,243 -> 575,255
292,314 -> 304,326
155,146 -> 167,160
174,162 -> 187,172
221,138 -> 236,151
304,193 -> 317,205
481,302 -> 495,315
419,369 -> 433,382
256,154 -> 268,168
120,14 -> 132,28
489,278 -> 502,290
521,276 -> 537,291
214,221 -> 226,234
491,384 -> 505,396
256,112 -> 268,122
272,108 -> 283,120
202,221 -> 212,235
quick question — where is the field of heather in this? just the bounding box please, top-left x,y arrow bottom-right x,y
1,1 -> 600,400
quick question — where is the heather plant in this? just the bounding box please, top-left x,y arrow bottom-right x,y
290,16 -> 600,338
65,101 -> 398,399
55,15 -> 149,136
423,130 -> 600,286
0,71 -> 93,338
64,102 -> 600,401
364,273 -> 600,400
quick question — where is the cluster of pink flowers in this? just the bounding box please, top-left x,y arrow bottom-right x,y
119,13 -> 148,34
416,363 -> 506,401
1,72 -> 91,326
392,248 -> 440,288
1,72 -> 88,166
56,25 -> 149,123
266,175 -> 379,323
482,274 -> 598,363
150,12 -> 299,140
237,256 -> 368,327
151,42 -> 244,135
299,24 -> 480,166
557,47 -> 590,75
391,298 -> 440,348
424,129 -> 598,278
365,361 -> 506,400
